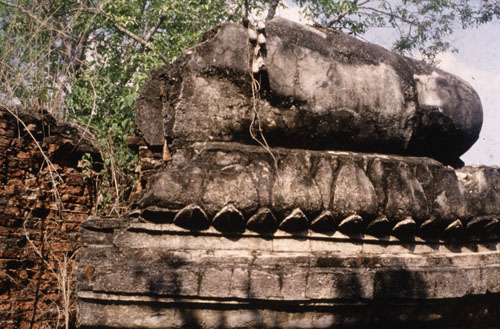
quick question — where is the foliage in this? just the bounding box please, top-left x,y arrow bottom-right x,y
0,0 -> 238,214
69,0 -> 234,213
0,0 -> 498,215
296,0 -> 500,61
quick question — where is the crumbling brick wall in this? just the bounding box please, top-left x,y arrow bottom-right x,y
0,107 -> 98,329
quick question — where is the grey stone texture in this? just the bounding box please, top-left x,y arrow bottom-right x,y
77,218 -> 500,328
135,17 -> 483,165
136,142 -> 500,238
78,17 -> 499,329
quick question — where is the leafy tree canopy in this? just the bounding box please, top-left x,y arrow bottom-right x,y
296,0 -> 500,60
0,0 -> 498,212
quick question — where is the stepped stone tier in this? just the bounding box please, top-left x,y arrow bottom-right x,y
77,18 -> 499,328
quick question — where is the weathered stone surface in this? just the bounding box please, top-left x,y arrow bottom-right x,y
466,216 -> 499,235
78,296 -> 500,329
77,17 -> 500,329
456,165 -> 500,216
77,219 -> 500,328
135,68 -> 166,147
136,17 -> 482,164
270,151 -> 322,218
136,142 -> 500,239
383,161 -> 429,222
419,217 -> 443,237
444,219 -> 464,236
331,160 -> 377,219
428,168 -> 469,221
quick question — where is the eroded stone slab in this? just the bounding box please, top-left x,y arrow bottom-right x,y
136,142 -> 500,238
77,217 -> 500,328
136,17 -> 483,164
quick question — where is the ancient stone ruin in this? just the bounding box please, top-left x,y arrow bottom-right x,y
77,18 -> 499,328
0,107 -> 99,328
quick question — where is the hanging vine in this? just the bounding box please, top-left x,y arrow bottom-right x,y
245,19 -> 279,172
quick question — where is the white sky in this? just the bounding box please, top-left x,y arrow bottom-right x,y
273,5 -> 500,166
435,24 -> 500,166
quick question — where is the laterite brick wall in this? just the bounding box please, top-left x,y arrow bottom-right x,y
0,107 -> 97,329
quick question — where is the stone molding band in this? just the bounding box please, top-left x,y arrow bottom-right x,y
135,142 -> 500,240
77,217 -> 500,328
133,204 -> 500,240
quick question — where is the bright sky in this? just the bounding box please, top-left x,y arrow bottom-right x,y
273,5 -> 500,166
436,24 -> 500,166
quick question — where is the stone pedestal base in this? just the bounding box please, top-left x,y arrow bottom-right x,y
76,218 -> 500,328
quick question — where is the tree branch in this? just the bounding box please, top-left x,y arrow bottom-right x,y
86,7 -> 168,63
244,0 -> 249,18
326,0 -> 371,27
359,5 -> 419,27
326,0 -> 358,27
0,0 -> 72,38
226,3 -> 242,22
143,14 -> 166,43
266,0 -> 280,21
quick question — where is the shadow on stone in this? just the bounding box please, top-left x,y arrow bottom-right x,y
366,215 -> 392,237
212,204 -> 246,234
141,206 -> 177,223
247,208 -> 278,235
278,208 -> 309,234
133,253 -> 205,329
373,268 -> 427,299
310,210 -> 337,233
174,204 -> 210,231
338,214 -> 364,235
